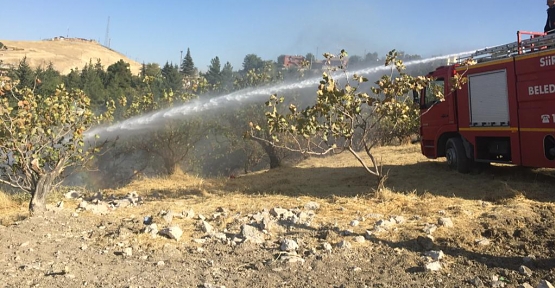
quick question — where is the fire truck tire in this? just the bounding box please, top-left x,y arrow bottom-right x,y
446,137 -> 470,173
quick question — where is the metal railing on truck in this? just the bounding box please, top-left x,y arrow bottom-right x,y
457,31 -> 555,63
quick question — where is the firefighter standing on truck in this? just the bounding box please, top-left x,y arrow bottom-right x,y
545,0 -> 555,34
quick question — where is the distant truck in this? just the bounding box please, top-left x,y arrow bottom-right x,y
415,31 -> 555,173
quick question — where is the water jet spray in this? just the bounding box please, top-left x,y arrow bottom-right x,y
85,50 -> 475,143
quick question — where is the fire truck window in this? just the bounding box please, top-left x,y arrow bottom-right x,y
425,80 -> 444,107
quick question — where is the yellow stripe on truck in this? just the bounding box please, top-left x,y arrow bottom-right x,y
459,127 -> 555,133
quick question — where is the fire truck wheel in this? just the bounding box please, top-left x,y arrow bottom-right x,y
445,138 -> 470,173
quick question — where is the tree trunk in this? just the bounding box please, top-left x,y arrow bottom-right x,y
164,159 -> 177,175
248,137 -> 282,169
263,143 -> 281,169
29,173 -> 56,215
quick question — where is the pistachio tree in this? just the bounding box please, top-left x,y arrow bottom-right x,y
0,80 -> 113,213
248,50 -> 435,186
116,77 -> 205,175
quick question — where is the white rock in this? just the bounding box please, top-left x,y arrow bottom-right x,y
353,236 -> 366,243
162,210 -> 173,224
212,232 -> 227,242
240,224 -> 265,244
193,238 -> 207,244
159,226 -> 183,241
78,201 -> 88,209
475,238 -> 491,246
423,223 -> 437,234
144,224 -> 158,237
438,217 -> 454,228
280,239 -> 299,252
519,265 -> 533,277
393,216 -> 405,224
425,261 -> 442,271
304,201 -> 320,210
200,221 -> 214,234
424,250 -> 445,261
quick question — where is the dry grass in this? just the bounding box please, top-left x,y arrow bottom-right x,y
0,190 -> 29,226
2,143 -> 555,247
77,144 -> 554,248
0,39 -> 142,75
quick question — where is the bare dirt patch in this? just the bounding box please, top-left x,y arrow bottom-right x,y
2,144 -> 555,287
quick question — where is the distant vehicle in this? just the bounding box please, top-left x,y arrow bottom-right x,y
414,31 -> 555,173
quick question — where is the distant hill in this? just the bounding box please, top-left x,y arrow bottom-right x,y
0,37 -> 142,75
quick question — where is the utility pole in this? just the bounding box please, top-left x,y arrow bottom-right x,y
104,16 -> 110,48
180,50 -> 183,67
316,47 -> 318,60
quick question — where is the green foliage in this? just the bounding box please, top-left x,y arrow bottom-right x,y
35,62 -> 63,97
250,49 -> 437,180
220,62 -> 234,93
106,59 -> 133,89
235,61 -> 282,89
64,68 -> 81,90
161,62 -> 182,94
113,77 -> 206,175
373,99 -> 420,145
181,48 -> 196,77
80,60 -> 107,107
241,54 -> 264,73
204,56 -> 222,89
0,81 -> 112,212
9,56 -> 36,89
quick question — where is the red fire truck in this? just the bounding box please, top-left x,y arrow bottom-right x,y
416,31 -> 555,173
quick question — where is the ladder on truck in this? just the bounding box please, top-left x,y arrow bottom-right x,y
458,31 -> 555,63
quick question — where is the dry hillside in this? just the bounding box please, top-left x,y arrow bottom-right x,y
0,38 -> 142,75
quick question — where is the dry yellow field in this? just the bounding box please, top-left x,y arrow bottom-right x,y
0,39 -> 142,75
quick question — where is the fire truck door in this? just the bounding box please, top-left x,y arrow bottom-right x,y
420,79 -> 452,156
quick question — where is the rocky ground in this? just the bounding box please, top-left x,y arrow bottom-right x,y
2,191 -> 555,288
2,145 -> 555,288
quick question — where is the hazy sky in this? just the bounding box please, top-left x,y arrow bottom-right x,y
1,1 -> 546,72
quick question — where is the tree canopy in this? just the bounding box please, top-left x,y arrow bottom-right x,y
181,48 -> 196,77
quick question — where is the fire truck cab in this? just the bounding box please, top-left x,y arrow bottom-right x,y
416,31 -> 555,173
